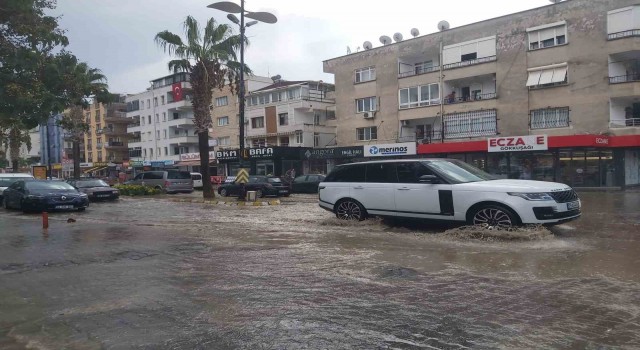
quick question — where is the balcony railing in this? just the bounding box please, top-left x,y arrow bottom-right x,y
444,92 -> 497,105
530,108 -> 570,129
611,118 -> 640,128
443,109 -> 497,139
608,29 -> 640,40
398,65 -> 440,78
128,150 -> 142,158
443,56 -> 496,70
96,142 -> 103,148
609,73 -> 640,84
105,141 -> 125,148
398,128 -> 443,143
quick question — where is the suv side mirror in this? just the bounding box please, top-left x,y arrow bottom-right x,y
418,174 -> 439,183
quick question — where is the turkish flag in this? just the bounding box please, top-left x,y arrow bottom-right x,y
172,83 -> 183,102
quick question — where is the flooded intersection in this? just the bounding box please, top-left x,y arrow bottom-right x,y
0,191 -> 639,349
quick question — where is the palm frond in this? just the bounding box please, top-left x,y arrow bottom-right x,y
155,31 -> 185,56
168,59 -> 191,73
184,16 -> 201,48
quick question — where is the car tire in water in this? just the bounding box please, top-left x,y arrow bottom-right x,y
468,204 -> 519,229
220,188 -> 228,197
335,199 -> 367,221
256,189 -> 264,198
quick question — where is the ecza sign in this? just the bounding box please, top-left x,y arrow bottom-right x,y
365,142 -> 417,157
488,135 -> 548,152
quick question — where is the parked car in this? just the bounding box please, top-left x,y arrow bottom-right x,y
67,179 -> 119,201
0,173 -> 35,200
217,175 -> 290,198
191,172 -> 203,189
318,159 -> 581,227
2,180 -> 89,213
291,174 -> 326,193
125,170 -> 193,194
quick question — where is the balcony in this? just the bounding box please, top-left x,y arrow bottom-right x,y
442,109 -> 497,139
128,149 -> 142,158
102,127 -> 129,136
398,52 -> 440,79
443,55 -> 496,70
610,96 -> 640,128
609,53 -> 640,84
105,141 -> 127,149
96,142 -> 103,148
104,111 -> 130,123
167,97 -> 193,111
167,116 -> 194,127
444,92 -> 496,105
609,29 -> 640,41
168,135 -> 198,144
530,107 -> 570,129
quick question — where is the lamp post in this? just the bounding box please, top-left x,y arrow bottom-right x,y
207,1 -> 276,167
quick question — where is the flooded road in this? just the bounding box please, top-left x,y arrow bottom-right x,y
0,191 -> 639,349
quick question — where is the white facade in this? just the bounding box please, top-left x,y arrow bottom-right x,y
126,73 -> 197,164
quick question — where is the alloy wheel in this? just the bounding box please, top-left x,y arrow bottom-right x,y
220,188 -> 228,197
472,207 -> 513,229
336,200 -> 363,221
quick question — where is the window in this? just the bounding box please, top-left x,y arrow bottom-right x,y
278,113 -> 289,126
149,148 -> 154,157
249,95 -> 258,106
252,138 -> 267,147
399,83 -> 440,109
287,88 -> 301,100
157,148 -> 161,156
314,132 -> 320,147
528,22 -> 567,50
356,97 -> 378,113
608,6 -> 640,39
217,136 -> 230,146
251,117 -> 264,128
156,130 -> 160,139
356,127 -> 377,141
217,116 -> 229,126
355,66 -> 376,83
324,164 -> 366,182
366,163 -> 397,183
279,136 -> 289,146
526,64 -> 568,89
162,112 -> 166,122
161,96 -> 165,105
442,36 -> 496,68
164,147 -> 168,156
397,162 -> 436,183
530,107 -> 570,129
141,117 -> 145,126
163,130 -> 167,139
295,131 -> 303,144
148,115 -> 151,124
215,96 -> 228,106
146,99 -> 150,109
258,95 -> 267,105
415,61 -> 434,74
143,149 -> 147,157
153,97 -> 158,107
155,114 -> 159,123
173,112 -> 179,120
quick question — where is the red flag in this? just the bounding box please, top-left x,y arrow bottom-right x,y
172,83 -> 183,102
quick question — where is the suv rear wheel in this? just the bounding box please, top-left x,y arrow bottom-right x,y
335,199 -> 367,221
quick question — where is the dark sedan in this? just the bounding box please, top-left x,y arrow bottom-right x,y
290,174 -> 325,193
217,175 -> 290,198
2,180 -> 89,213
67,179 -> 119,201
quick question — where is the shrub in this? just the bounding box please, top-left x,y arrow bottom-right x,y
113,184 -> 162,196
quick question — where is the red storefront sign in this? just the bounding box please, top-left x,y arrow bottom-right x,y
488,135 -> 547,152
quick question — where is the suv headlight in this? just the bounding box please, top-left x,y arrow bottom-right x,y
508,192 -> 554,201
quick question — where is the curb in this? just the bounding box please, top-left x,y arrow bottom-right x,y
167,198 -> 281,206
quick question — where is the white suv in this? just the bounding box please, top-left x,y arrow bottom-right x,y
318,159 -> 581,227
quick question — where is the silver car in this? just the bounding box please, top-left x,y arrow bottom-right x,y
126,170 -> 193,194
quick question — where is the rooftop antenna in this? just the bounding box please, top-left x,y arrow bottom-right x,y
347,46 -> 352,54
410,28 -> 420,38
379,35 -> 392,45
393,32 -> 404,42
438,20 -> 450,31
363,41 -> 373,50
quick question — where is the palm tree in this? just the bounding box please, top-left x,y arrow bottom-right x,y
155,16 -> 247,199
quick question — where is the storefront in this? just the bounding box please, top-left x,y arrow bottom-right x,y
417,134 -> 640,188
302,146 -> 365,174
216,147 -> 311,177
175,151 -> 217,174
363,142 -> 417,160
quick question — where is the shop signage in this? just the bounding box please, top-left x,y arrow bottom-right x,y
80,162 -> 93,168
32,166 -> 47,179
304,146 -> 364,159
249,147 -> 274,159
52,163 -> 62,170
488,135 -> 548,152
180,151 -> 216,161
150,160 -> 175,168
216,149 -> 238,161
364,142 -> 417,157
130,160 -> 143,167
94,162 -> 108,167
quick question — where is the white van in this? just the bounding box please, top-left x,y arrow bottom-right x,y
191,172 -> 203,189
0,173 -> 35,199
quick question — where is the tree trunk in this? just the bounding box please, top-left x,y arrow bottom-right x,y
73,139 -> 81,179
9,128 -> 20,173
198,131 -> 214,198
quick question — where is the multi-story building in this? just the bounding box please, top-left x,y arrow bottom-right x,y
323,0 -> 640,188
83,96 -> 130,175
214,78 -> 336,176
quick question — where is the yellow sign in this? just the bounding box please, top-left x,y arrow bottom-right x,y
235,168 -> 249,184
52,163 -> 62,170
33,166 -> 47,179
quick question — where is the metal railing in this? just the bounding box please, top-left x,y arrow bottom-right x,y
398,65 -> 440,78
128,150 -> 142,158
608,29 -> 640,40
443,110 -> 497,139
530,108 -> 570,129
106,141 -> 125,147
443,55 -> 496,70
96,143 -> 103,148
610,118 -> 640,127
444,92 -> 497,105
609,73 -> 640,84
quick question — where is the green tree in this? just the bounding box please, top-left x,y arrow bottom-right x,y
155,16 -> 247,198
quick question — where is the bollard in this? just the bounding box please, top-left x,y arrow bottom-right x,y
42,211 -> 49,229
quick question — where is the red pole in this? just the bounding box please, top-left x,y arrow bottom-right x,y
42,212 -> 49,229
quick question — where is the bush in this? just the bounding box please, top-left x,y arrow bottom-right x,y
113,184 -> 162,196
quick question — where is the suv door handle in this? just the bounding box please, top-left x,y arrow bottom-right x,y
397,188 -> 410,191
353,186 -> 364,190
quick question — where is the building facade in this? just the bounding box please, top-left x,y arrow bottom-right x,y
323,0 -> 640,188
83,96 -> 130,175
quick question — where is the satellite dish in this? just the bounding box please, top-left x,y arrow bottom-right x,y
363,41 -> 372,50
393,33 -> 403,42
270,75 -> 281,82
438,20 -> 450,31
410,28 -> 420,38
379,35 -> 392,45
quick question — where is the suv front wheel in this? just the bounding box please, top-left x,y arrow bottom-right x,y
468,204 -> 518,229
335,199 -> 367,221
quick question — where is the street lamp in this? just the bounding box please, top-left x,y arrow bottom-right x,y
207,1 -> 277,167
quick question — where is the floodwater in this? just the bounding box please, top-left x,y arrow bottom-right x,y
0,191 -> 639,349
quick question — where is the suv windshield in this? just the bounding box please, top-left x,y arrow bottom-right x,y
0,178 -> 32,187
76,180 -> 109,188
425,159 -> 494,183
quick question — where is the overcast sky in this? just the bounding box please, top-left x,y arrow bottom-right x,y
51,0 -> 551,94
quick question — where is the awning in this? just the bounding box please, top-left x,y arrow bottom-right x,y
82,166 -> 107,173
527,63 -> 568,87
175,160 -> 217,167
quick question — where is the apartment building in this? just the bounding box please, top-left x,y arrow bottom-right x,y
214,78 -> 337,176
323,0 -> 640,188
82,96 -> 130,175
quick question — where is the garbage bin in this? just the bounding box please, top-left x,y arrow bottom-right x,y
247,191 -> 257,202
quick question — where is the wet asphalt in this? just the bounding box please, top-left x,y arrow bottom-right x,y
0,191 -> 639,349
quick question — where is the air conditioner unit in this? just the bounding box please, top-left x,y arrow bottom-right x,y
401,120 -> 410,127
363,111 -> 375,119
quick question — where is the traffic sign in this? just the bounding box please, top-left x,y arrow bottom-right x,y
236,168 -> 249,184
